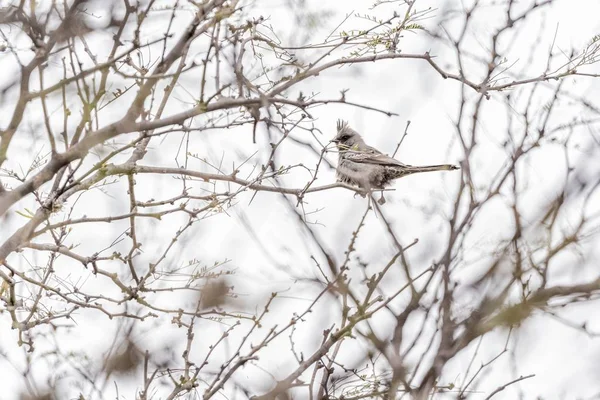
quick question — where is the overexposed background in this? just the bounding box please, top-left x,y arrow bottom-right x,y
1,0 -> 600,398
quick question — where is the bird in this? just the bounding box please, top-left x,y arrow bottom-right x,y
331,120 -> 459,204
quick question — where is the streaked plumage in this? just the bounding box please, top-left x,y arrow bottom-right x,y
332,120 -> 459,203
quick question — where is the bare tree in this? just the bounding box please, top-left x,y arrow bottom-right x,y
0,0 -> 599,399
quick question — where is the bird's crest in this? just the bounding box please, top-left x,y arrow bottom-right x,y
334,120 -> 363,147
337,119 -> 350,134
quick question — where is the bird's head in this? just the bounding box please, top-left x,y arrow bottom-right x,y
331,120 -> 364,150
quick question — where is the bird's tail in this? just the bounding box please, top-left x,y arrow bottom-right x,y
398,164 -> 460,175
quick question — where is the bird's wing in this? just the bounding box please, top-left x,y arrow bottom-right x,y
344,146 -> 408,167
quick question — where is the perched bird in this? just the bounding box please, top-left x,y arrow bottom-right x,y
332,120 -> 459,204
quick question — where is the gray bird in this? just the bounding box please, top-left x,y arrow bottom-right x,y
331,120 -> 459,204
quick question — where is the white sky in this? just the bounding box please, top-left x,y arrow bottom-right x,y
1,0 -> 600,399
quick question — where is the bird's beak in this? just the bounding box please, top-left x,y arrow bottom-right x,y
330,138 -> 339,144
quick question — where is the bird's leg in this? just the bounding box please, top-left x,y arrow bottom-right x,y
352,180 -> 371,200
